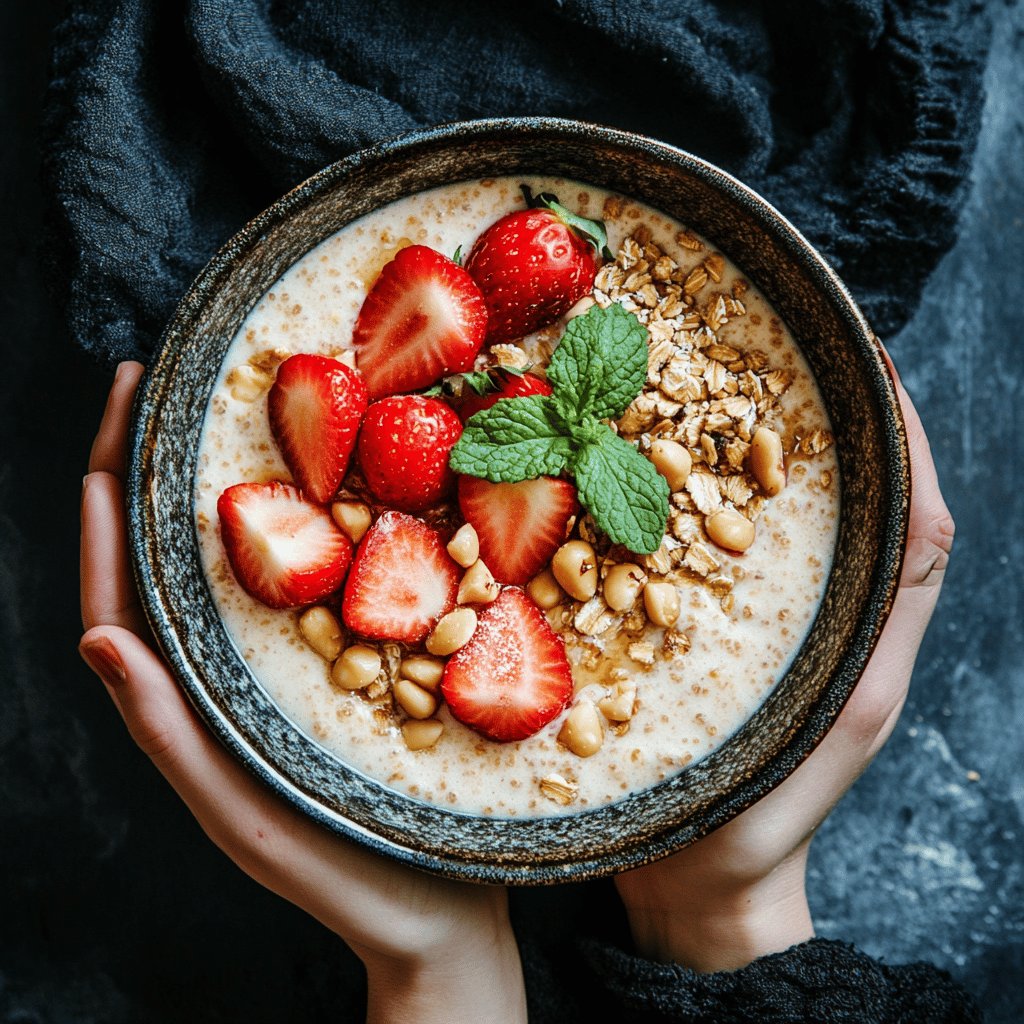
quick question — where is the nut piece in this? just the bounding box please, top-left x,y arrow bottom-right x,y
527,568 -> 564,610
627,641 -> 656,665
539,773 -> 578,806
603,563 -> 649,612
331,501 -> 372,543
393,678 -> 439,720
573,596 -> 619,636
226,364 -> 272,402
705,508 -> 756,553
558,701 -> 604,757
457,559 -> 500,605
331,645 -> 382,691
401,718 -> 444,751
426,607 -> 477,656
447,524 -> 479,568
298,606 -> 344,661
400,655 -> 445,692
551,540 -> 598,602
750,427 -> 786,497
643,580 -> 681,628
599,682 -> 637,723
566,295 -> 596,319
649,439 -> 693,492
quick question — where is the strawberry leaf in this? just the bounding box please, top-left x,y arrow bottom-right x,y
548,303 -> 648,422
429,365 -> 535,400
450,396 -> 573,480
459,370 -> 500,397
572,428 -> 670,554
521,184 -> 613,259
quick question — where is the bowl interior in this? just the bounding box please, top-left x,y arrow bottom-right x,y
128,118 -> 909,884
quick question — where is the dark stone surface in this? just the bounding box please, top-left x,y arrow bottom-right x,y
1,2 -> 1020,1022
806,4 -> 1024,1021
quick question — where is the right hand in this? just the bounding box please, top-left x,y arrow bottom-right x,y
615,351 -> 955,972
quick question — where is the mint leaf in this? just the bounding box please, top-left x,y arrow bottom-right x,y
547,303 -> 649,422
572,428 -> 669,554
450,396 -> 572,481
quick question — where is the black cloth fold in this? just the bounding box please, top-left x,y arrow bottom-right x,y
44,0 -> 990,369
577,938 -> 983,1023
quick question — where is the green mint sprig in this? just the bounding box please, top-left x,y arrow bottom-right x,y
449,303 -> 670,554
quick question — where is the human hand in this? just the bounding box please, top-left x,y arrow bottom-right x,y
79,363 -> 527,1024
615,351 -> 955,972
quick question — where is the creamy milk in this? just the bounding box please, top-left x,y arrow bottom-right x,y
195,177 -> 839,817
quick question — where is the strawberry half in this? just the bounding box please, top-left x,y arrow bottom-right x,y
357,395 -> 463,512
441,587 -> 573,743
342,511 -> 460,643
352,245 -> 489,400
217,481 -> 353,609
464,188 -> 607,345
268,354 -> 369,504
458,370 -> 553,422
458,475 -> 579,585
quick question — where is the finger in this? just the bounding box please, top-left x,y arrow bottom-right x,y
76,625 -> 484,949
876,344 -> 955,589
898,392 -> 955,589
78,624 -> 330,869
80,471 -> 150,635
89,361 -> 145,476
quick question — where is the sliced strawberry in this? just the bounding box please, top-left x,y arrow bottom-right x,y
342,511 -> 460,643
441,587 -> 573,743
357,395 -> 463,512
458,475 -> 579,585
217,482 -> 353,609
268,354 -> 368,504
464,190 -> 606,345
352,245 -> 489,400
458,370 -> 553,422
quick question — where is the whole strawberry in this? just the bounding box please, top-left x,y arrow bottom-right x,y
457,369 -> 553,421
357,395 -> 462,512
464,187 -> 609,345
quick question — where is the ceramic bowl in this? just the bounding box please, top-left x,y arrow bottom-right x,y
127,117 -> 909,884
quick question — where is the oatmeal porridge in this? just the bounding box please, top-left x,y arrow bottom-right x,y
195,177 -> 839,817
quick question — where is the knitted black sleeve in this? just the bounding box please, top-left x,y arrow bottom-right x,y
577,938 -> 982,1024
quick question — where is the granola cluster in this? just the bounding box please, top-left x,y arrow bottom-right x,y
608,231 -> 828,572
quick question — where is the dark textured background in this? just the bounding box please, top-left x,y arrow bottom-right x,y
2,2 -> 1021,1021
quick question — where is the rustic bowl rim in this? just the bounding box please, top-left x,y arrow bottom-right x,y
127,116 -> 910,884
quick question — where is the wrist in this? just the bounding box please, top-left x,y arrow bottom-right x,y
362,926 -> 526,1024
623,848 -> 814,973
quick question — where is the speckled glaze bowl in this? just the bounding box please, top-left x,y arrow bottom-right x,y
127,118 -> 909,884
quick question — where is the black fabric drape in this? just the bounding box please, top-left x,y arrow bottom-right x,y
43,0 -> 990,368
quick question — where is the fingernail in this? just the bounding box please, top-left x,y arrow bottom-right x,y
80,635 -> 126,688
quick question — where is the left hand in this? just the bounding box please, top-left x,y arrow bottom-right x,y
79,362 -> 527,1024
